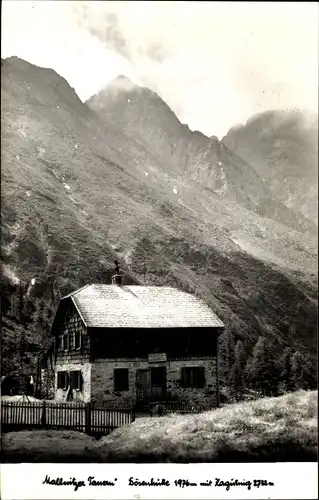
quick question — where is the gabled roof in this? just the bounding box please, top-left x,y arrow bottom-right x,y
61,284 -> 224,329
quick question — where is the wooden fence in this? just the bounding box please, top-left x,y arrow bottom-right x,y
1,401 -> 135,436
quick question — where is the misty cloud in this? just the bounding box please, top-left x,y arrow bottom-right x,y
2,1 -> 318,137
144,42 -> 167,64
95,75 -> 143,101
69,1 -> 318,136
71,1 -> 172,66
72,4 -> 130,59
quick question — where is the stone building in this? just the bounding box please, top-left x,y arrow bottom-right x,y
44,272 -> 224,408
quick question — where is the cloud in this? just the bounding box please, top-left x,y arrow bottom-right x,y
2,1 -> 318,137
70,1 -> 318,136
72,3 -> 130,58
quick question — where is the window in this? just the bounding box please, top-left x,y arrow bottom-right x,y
70,370 -> 82,391
74,330 -> 81,350
57,371 -> 82,391
114,369 -> 129,391
58,335 -> 63,350
57,371 -> 68,390
62,334 -> 68,351
181,367 -> 205,388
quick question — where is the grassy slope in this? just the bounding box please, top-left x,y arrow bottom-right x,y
1,57 -> 318,355
1,430 -> 99,463
95,390 -> 318,463
1,390 -> 317,463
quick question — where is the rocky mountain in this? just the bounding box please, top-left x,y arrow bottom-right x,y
223,110 -> 318,224
87,78 -> 316,234
1,57 -> 318,368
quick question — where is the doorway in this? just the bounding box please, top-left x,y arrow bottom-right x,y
150,367 -> 166,401
136,367 -> 167,405
136,369 -> 150,404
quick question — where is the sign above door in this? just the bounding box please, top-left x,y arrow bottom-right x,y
148,353 -> 167,363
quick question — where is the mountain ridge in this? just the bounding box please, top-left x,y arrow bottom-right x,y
1,57 -> 317,368
87,77 -> 317,234
223,109 -> 318,224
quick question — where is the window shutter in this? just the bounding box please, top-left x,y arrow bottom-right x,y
197,367 -> 205,388
180,367 -> 205,388
69,332 -> 73,350
57,372 -> 62,389
181,367 -> 187,387
114,369 -> 129,391
57,371 -> 70,389
74,331 -> 81,350
71,371 -> 77,389
69,370 -> 82,390
79,371 -> 83,391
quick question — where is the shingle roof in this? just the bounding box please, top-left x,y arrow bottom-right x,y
64,284 -> 224,329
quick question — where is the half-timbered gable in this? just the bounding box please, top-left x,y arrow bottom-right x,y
51,294 -> 89,362
49,291 -> 90,402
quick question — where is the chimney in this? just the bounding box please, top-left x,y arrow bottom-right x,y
111,260 -> 122,285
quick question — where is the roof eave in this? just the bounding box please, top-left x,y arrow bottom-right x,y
71,296 -> 87,328
48,298 -> 65,336
49,296 -> 88,335
86,323 -> 224,329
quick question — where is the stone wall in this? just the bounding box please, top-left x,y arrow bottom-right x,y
90,357 -> 217,406
54,362 -> 91,402
91,359 -> 144,406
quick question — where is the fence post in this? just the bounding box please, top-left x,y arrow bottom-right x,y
85,402 -> 91,435
132,405 -> 136,422
41,400 -> 46,427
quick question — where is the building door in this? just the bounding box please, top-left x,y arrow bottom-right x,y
136,367 -> 167,405
136,369 -> 150,404
150,367 -> 166,401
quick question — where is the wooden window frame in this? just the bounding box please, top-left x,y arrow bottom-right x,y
181,366 -> 205,388
114,368 -> 129,391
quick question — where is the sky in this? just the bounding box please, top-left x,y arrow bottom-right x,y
2,1 -> 318,137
